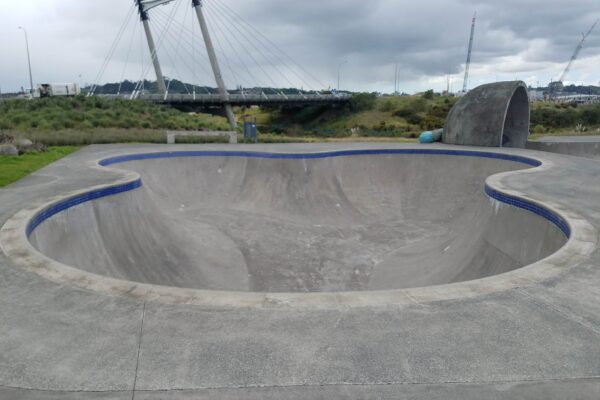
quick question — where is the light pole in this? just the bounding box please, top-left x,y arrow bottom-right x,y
337,60 -> 348,91
18,26 -> 34,97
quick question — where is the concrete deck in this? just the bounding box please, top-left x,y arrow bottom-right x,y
527,135 -> 600,159
1,143 -> 600,399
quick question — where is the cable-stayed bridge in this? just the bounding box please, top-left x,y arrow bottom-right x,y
90,0 -> 349,128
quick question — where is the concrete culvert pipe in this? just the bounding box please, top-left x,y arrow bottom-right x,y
443,81 -> 530,148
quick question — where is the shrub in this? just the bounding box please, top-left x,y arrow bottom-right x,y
420,116 -> 444,131
349,93 -> 377,112
380,99 -> 395,112
532,124 -> 546,134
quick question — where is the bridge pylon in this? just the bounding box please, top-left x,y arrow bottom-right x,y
192,0 -> 237,129
135,0 -> 170,94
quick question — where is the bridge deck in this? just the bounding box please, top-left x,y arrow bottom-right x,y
101,93 -> 351,106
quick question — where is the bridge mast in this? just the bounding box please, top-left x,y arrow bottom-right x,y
136,0 -> 168,94
192,0 -> 237,129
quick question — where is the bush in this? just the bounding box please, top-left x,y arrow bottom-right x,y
0,97 -> 227,132
532,124 -> 546,134
420,116 -> 444,131
423,90 -> 435,100
349,93 -> 377,112
379,99 -> 396,112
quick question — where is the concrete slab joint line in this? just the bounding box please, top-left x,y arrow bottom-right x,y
0,145 -> 597,311
131,302 -> 146,400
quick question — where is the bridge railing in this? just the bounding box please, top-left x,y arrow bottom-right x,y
96,92 -> 351,105
143,93 -> 351,104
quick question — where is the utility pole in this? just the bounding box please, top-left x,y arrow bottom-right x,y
18,26 -> 34,97
192,0 -> 237,129
462,12 -> 476,92
135,0 -> 168,94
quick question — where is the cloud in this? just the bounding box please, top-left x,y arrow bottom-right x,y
0,0 -> 598,94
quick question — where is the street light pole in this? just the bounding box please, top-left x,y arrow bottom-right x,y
18,26 -> 34,97
337,60 -> 348,91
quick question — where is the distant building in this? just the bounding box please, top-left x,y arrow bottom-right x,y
554,94 -> 600,104
548,81 -> 564,93
528,89 -> 544,101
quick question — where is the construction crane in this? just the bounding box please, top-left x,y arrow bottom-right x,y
462,12 -> 477,92
549,19 -> 599,96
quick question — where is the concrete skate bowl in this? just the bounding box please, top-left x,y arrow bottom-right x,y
21,149 -> 571,305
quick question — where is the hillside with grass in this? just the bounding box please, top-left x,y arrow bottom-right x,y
245,91 -> 456,140
0,96 -> 230,145
1,93 -> 599,146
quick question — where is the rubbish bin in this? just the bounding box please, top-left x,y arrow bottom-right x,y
244,122 -> 258,143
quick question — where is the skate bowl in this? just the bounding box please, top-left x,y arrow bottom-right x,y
7,148 -> 575,308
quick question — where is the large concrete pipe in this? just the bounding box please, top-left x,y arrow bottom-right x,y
443,81 -> 530,148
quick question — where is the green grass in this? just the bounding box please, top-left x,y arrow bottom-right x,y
0,96 -> 230,132
0,146 -> 79,187
3,93 -> 600,146
253,94 -> 457,139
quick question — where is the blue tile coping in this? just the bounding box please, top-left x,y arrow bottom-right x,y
27,149 -> 570,239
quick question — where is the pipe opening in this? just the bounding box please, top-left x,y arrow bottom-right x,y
502,86 -> 530,148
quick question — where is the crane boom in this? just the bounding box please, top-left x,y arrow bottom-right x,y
462,12 -> 476,92
558,19 -> 598,83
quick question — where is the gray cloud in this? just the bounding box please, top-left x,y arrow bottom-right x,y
1,0 -> 599,94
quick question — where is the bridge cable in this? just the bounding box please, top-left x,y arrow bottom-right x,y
211,0 -> 325,90
201,4 -> 272,91
209,0 -> 308,94
153,7 -> 259,91
202,5 -> 256,90
151,10 -> 215,93
131,0 -> 182,98
206,2 -> 296,93
118,16 -> 140,95
215,0 -> 325,90
197,3 -> 284,94
139,12 -> 145,92
152,9 -> 224,82
90,3 -> 136,95
191,5 -> 198,94
151,19 -> 203,94
131,0 -> 181,97
165,1 -> 192,95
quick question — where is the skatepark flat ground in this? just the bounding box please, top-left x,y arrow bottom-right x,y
527,135 -> 600,159
1,143 -> 600,399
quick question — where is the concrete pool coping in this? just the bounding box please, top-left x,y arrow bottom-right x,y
1,142 -> 600,398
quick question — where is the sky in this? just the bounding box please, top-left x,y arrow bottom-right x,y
0,0 -> 599,94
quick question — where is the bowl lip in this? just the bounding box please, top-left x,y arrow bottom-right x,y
1,147 -> 597,310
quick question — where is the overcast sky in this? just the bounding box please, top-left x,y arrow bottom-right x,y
1,0 -> 599,94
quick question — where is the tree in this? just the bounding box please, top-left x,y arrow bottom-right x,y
423,90 -> 434,100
